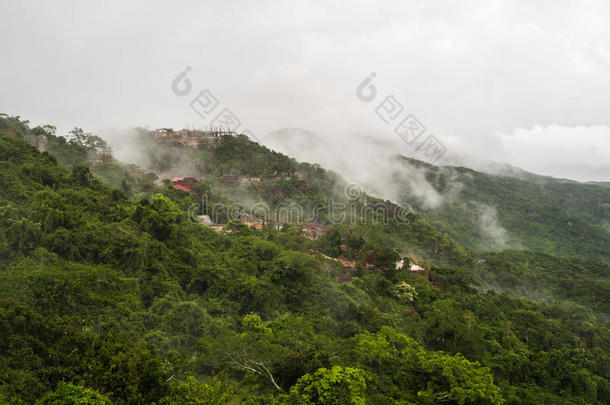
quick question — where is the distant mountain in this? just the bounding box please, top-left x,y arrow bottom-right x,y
590,181 -> 610,188
391,156 -> 610,264
261,127 -> 610,263
1,115 -> 610,404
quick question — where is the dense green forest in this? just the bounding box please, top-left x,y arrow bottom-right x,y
392,157 -> 610,264
0,115 -> 609,404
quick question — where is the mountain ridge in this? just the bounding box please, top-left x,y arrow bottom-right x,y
0,115 -> 609,404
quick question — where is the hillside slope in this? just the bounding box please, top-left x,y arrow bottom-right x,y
0,118 -> 609,404
391,156 -> 610,264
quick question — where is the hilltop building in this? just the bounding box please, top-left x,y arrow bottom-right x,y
170,177 -> 197,192
24,135 -> 47,152
149,127 -> 238,146
101,145 -> 113,162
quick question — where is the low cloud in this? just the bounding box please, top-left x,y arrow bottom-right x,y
472,202 -> 511,251
1,0 -> 609,181
498,124 -> 610,181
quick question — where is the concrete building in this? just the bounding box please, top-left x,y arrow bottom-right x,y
24,135 -> 47,152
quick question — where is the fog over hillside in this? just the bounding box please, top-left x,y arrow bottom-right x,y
1,1 -> 610,401
2,0 -> 610,181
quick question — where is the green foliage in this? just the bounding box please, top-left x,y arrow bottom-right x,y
394,157 -> 610,264
0,117 -> 608,404
477,250 -> 610,319
67,127 -> 106,152
213,134 -> 295,176
349,328 -> 505,404
159,377 -> 234,405
393,281 -> 417,302
0,299 -> 167,403
37,382 -> 112,405
415,350 -> 503,404
320,229 -> 342,257
72,164 -> 94,186
288,366 -> 367,405
90,161 -> 157,198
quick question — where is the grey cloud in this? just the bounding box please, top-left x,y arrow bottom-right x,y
1,0 -> 609,180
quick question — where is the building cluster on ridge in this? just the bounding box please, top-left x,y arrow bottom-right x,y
149,127 -> 238,146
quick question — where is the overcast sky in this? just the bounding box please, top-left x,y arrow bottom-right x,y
1,0 -> 609,181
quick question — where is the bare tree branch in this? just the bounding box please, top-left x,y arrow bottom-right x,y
229,355 -> 284,393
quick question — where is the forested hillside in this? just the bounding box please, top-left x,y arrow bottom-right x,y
392,157 -> 610,264
0,117 -> 609,404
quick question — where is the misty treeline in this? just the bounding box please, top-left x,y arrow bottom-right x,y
262,128 -> 610,264
392,156 -> 610,265
0,115 -> 608,404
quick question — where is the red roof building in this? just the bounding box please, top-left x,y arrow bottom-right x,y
170,177 -> 197,193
